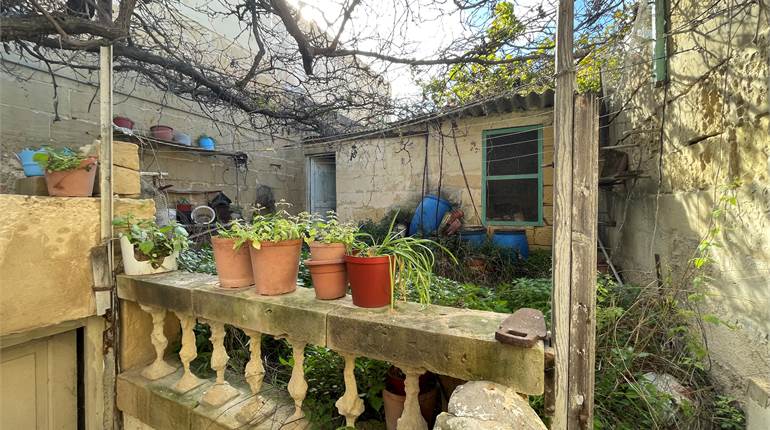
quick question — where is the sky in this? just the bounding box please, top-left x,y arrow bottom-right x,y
182,0 -> 556,101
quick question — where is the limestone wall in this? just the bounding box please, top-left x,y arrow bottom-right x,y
604,0 -> 769,419
0,55 -> 305,210
331,110 -> 554,248
0,195 -> 155,336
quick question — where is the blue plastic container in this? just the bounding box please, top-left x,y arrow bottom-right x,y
198,136 -> 215,150
492,230 -> 529,259
16,148 -> 46,177
409,195 -> 452,236
459,228 -> 486,247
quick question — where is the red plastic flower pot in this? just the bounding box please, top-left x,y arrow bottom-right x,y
113,116 -> 134,130
150,125 -> 174,141
344,254 -> 391,308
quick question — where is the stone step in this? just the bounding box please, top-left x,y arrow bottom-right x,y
117,364 -> 307,429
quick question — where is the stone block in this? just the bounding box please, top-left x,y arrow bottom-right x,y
434,381 -> 546,430
14,176 -> 48,196
117,272 -> 213,315
532,226 -> 553,247
0,196 -> 155,336
192,286 -> 335,345
326,301 -> 544,395
115,165 -> 141,196
542,186 -> 553,205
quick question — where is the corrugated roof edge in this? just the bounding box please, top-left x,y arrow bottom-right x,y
304,89 -> 554,145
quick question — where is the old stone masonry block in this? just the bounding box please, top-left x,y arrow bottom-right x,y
434,381 -> 546,430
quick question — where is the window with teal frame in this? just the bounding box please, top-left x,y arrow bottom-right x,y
482,125 -> 543,226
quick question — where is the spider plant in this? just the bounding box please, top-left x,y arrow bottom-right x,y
352,213 -> 456,308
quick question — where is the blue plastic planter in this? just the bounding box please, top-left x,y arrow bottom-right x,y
17,148 -> 46,177
459,227 -> 486,247
492,230 -> 529,259
409,195 -> 452,236
198,136 -> 215,150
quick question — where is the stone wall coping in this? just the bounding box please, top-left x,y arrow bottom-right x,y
117,272 -> 544,394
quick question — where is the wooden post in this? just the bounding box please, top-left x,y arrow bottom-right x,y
552,0 -> 575,428
568,94 -> 599,427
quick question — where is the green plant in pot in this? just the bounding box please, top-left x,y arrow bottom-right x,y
34,147 -> 98,197
306,211 -> 359,260
304,211 -> 360,300
210,221 -> 254,289
347,213 -> 456,309
113,215 -> 189,275
245,203 -> 308,295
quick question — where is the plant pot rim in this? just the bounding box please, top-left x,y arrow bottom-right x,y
150,125 -> 173,130
344,254 -> 391,264
309,242 -> 346,247
252,238 -> 302,248
304,258 -> 345,266
46,157 -> 98,173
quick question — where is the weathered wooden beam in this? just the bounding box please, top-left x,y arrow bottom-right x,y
551,0 -> 576,427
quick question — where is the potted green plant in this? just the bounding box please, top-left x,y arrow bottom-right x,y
211,221 -> 253,289
306,211 -> 359,260
113,215 -> 189,275
34,147 -> 98,197
303,211 -> 359,300
246,204 -> 307,295
346,214 -> 456,308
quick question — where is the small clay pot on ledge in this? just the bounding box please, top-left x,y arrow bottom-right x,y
305,258 -> 347,300
211,236 -> 253,289
308,242 -> 346,261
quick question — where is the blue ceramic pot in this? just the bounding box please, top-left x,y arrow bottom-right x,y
198,136 -> 215,150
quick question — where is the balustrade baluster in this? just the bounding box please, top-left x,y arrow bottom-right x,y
200,321 -> 239,407
286,338 -> 308,421
236,329 -> 266,423
171,313 -> 204,392
397,366 -> 428,430
139,304 -> 176,380
335,352 -> 364,427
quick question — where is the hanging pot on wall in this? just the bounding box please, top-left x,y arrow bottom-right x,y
150,125 -> 174,141
249,239 -> 301,295
119,236 -> 178,276
211,236 -> 253,289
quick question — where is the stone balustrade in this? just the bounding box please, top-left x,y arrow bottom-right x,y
116,271 -> 545,429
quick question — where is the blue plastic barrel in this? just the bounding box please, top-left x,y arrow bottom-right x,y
409,195 -> 452,235
17,148 -> 46,176
492,230 -> 529,259
459,227 -> 486,247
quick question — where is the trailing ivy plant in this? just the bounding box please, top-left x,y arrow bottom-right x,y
352,212 -> 457,308
33,147 -> 93,172
113,215 -> 189,268
306,210 -> 360,248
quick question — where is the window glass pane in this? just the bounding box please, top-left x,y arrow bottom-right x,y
486,128 -> 539,176
486,178 -> 539,222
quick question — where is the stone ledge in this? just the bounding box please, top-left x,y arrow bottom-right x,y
117,272 -> 544,394
117,364 -> 303,430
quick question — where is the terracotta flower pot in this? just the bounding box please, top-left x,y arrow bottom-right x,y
308,242 -> 346,261
305,258 -> 347,299
344,254 -> 391,308
382,384 -> 439,430
249,239 -> 301,295
113,116 -> 134,129
211,236 -> 253,289
44,157 -> 98,197
150,125 -> 174,141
